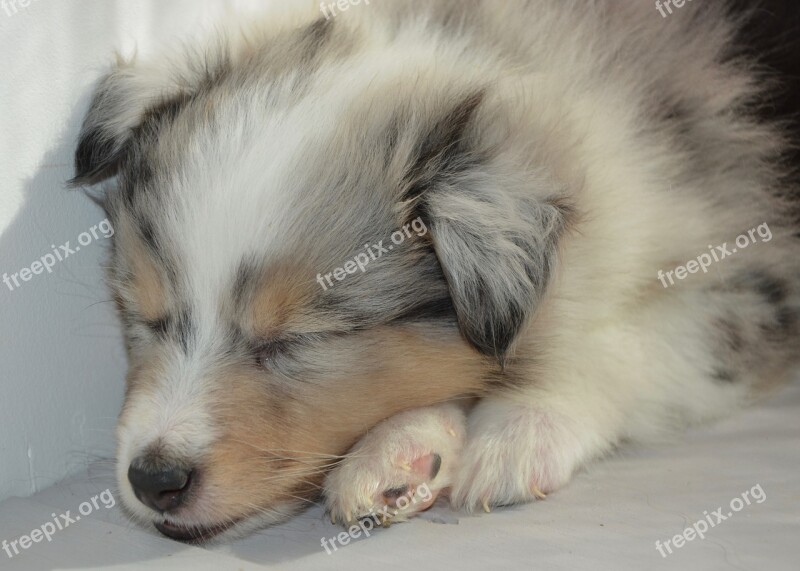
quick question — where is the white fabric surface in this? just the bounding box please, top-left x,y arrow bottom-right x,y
1,382 -> 798,570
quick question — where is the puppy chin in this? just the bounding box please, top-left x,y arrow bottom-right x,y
153,502 -> 301,544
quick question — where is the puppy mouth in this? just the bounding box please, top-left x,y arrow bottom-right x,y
155,518 -> 239,543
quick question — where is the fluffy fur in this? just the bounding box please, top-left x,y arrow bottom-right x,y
71,0 -> 799,542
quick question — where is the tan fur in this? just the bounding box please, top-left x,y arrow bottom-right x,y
117,216 -> 167,322
204,326 -> 486,519
247,261 -> 325,337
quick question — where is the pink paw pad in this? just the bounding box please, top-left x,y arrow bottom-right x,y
381,452 -> 442,509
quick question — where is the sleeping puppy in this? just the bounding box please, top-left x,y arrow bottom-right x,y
70,0 -> 800,542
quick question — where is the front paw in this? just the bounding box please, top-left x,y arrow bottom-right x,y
450,402 -> 586,512
323,403 -> 465,526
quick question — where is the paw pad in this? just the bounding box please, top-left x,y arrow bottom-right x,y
324,405 -> 466,526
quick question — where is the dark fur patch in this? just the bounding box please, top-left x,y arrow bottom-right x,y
145,316 -> 171,338
142,95 -> 192,131
232,258 -> 260,309
143,310 -> 193,354
436,197 -> 569,363
401,91 -> 485,203
662,100 -> 692,124
71,82 -> 194,187
137,219 -> 160,254
124,212 -> 180,287
711,368 -> 738,383
471,272 -> 523,358
481,353 -> 540,389
728,0 -> 800,222
717,318 -> 745,353
383,116 -> 402,169
174,309 -> 193,354
751,272 -> 788,306
390,296 -> 457,324
732,271 -> 799,342
762,305 -> 799,341
70,130 -> 126,186
300,18 -> 334,64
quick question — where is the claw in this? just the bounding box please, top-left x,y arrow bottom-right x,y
530,484 -> 547,499
447,428 -> 456,437
330,513 -> 336,525
481,498 -> 491,513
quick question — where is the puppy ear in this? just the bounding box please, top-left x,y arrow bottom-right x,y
69,59 -> 189,186
403,91 -> 572,364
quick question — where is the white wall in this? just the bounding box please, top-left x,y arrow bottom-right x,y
0,0 -> 300,502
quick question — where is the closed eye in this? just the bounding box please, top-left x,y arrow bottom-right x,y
251,332 -> 334,370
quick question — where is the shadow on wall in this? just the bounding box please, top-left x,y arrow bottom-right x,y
0,87 -> 127,502
0,0 -> 141,506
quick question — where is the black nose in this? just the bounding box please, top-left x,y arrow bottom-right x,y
128,459 -> 193,513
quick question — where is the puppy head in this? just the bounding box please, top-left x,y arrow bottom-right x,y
72,18 -> 568,541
